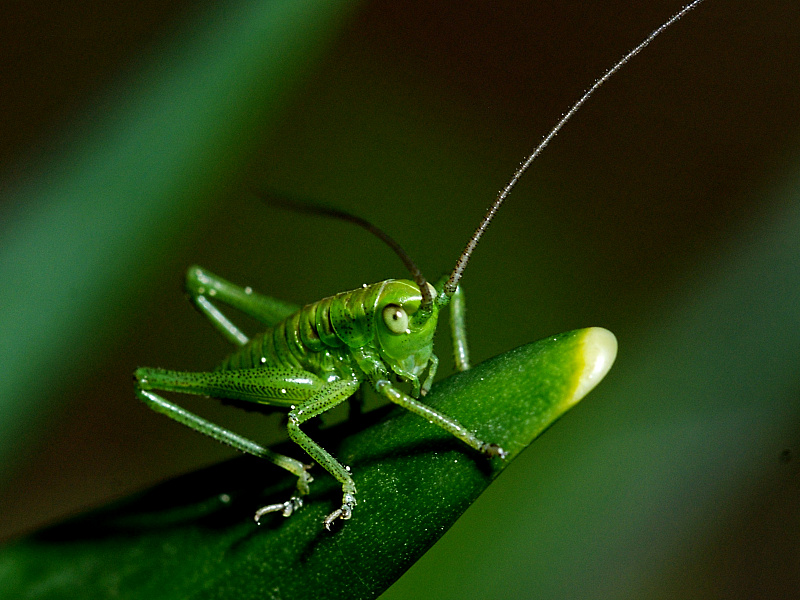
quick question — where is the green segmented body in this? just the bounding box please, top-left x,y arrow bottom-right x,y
219,281 -> 386,372
217,279 -> 438,397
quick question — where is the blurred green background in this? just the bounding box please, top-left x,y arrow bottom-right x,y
1,1 -> 799,598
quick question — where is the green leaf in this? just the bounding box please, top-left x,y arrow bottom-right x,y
0,328 -> 616,600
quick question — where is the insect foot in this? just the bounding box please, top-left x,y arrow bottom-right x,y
323,492 -> 357,531
480,442 -> 508,460
254,494 -> 305,523
253,467 -> 314,523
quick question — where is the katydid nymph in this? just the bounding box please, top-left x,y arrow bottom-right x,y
135,0 -> 705,530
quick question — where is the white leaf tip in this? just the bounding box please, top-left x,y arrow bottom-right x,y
570,327 -> 617,405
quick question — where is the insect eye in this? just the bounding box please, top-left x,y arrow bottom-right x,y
382,304 -> 409,334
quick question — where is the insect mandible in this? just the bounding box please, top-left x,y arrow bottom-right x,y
134,0 -> 705,531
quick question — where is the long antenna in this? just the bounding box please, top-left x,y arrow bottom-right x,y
443,0 -> 705,297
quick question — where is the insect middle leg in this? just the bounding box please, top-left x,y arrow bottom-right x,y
375,379 -> 506,458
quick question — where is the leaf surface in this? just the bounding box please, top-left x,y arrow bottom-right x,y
0,328 -> 616,600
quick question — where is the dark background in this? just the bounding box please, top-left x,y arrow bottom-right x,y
1,1 -> 798,598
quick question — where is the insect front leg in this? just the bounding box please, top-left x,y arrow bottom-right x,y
434,276 -> 470,372
185,265 -> 299,346
419,353 -> 438,397
135,365 -> 327,520
448,284 -> 469,371
374,379 -> 505,458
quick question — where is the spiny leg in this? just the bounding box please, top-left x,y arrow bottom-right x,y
434,276 -> 470,372
135,365 -> 326,519
185,265 -> 300,346
447,284 -> 470,371
419,353 -> 438,397
374,379 -> 506,459
286,378 -> 363,530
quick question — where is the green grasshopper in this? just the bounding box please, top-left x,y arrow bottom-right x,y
135,0 -> 705,530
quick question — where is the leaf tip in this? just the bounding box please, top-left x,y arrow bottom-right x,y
568,327 -> 617,407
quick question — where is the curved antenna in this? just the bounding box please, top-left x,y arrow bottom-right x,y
259,193 -> 435,312
443,0 -> 705,297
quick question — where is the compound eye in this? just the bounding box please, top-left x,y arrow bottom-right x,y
382,304 -> 408,334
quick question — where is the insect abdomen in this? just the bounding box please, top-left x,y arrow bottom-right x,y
216,282 -> 388,373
